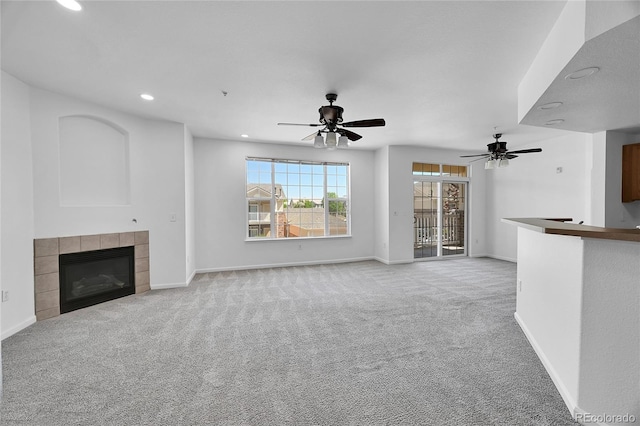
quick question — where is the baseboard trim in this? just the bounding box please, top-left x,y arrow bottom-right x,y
514,312 -> 577,417
469,253 -> 489,258
373,256 -> 414,265
195,256 -> 376,274
1,315 -> 37,341
486,254 -> 517,263
151,282 -> 189,290
186,269 -> 197,285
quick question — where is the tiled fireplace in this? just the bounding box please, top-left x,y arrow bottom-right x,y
33,231 -> 150,321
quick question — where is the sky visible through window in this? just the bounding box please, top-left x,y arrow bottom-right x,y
247,160 -> 347,202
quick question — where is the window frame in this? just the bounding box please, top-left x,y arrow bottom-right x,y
412,162 -> 468,178
245,157 -> 351,240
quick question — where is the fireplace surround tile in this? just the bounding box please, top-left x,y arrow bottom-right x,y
34,231 -> 150,321
59,236 -> 81,254
34,255 -> 59,275
135,270 -> 150,294
100,233 -> 120,249
119,232 -> 135,247
135,244 -> 149,259
35,272 -> 59,293
34,238 -> 59,257
35,289 -> 59,311
36,306 -> 60,322
134,231 -> 149,245
80,235 -> 101,252
135,257 -> 149,272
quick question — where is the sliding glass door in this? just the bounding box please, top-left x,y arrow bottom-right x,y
413,181 -> 439,258
441,182 -> 466,256
413,180 -> 466,258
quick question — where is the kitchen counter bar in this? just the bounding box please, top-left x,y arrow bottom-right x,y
503,217 -> 640,423
502,217 -> 640,242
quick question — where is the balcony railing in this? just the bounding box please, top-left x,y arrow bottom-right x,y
248,212 -> 270,222
414,213 -> 463,246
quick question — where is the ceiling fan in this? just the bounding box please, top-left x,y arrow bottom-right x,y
278,93 -> 385,149
460,133 -> 542,169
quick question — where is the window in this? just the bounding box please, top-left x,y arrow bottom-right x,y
412,162 -> 440,176
246,157 -> 350,239
412,162 -> 467,177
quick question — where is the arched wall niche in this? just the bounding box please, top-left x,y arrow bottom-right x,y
58,115 -> 131,206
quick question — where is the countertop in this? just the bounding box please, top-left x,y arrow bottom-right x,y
502,217 -> 640,243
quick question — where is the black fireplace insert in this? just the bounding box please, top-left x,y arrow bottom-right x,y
59,246 -> 135,313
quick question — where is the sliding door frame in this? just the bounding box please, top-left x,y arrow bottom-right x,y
413,177 -> 469,260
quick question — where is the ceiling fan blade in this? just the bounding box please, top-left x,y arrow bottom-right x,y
460,153 -> 490,158
339,128 -> 362,141
467,156 -> 491,163
341,118 -> 386,128
278,122 -> 323,127
505,154 -> 519,159
507,148 -> 542,154
302,131 -> 321,141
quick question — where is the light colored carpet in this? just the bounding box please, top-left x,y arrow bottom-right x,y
1,258 -> 577,425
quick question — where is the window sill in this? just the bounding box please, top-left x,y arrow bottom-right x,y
245,235 -> 352,242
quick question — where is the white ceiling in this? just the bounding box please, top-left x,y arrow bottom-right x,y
1,0 -> 590,152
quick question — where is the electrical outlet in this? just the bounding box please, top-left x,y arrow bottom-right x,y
169,213 -> 177,222
1,291 -> 9,302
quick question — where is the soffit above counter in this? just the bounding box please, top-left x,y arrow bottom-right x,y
518,1 -> 640,134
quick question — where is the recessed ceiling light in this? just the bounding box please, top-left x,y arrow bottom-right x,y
140,93 -> 154,101
537,102 -> 563,110
545,119 -> 565,126
565,67 -> 599,80
56,0 -> 82,11
241,134 -> 249,138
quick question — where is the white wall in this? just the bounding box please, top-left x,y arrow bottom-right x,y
386,145 -> 486,263
373,146 -> 390,262
184,126 -> 196,282
604,130 -> 640,228
515,228 -> 583,412
485,132 -> 591,262
1,72 -> 36,339
1,68 -> 2,394
29,88 -> 189,288
587,131 -> 607,226
577,238 -> 640,419
194,138 -> 375,271
58,115 -> 130,206
468,160 -> 487,258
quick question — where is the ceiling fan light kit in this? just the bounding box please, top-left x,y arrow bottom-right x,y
338,135 -> 349,148
325,131 -> 338,150
463,133 -> 542,169
279,93 -> 385,149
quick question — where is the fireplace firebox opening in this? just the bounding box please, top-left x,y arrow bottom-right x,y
59,246 -> 135,314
